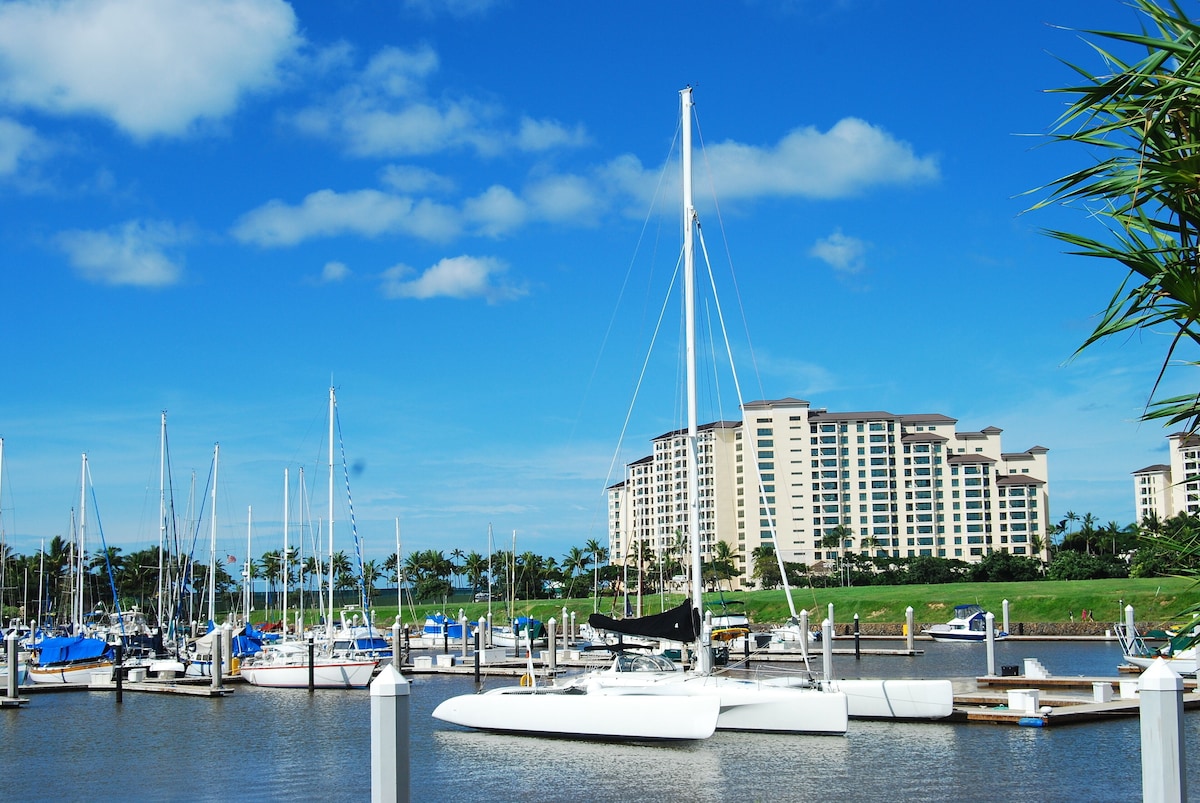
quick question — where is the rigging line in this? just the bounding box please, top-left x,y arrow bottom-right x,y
600,248 -> 685,496
335,404 -> 369,614
697,220 -> 799,622
570,119 -> 683,448
693,107 -> 769,403
84,460 -> 124,632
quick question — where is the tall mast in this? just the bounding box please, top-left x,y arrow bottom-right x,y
244,505 -> 252,623
327,385 -> 335,641
681,86 -> 712,675
283,468 -> 289,636
209,443 -> 219,625
0,436 -> 5,620
158,412 -> 166,628
395,518 -> 402,625
77,453 -> 87,627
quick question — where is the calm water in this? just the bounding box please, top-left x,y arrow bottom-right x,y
4,640 -> 1199,802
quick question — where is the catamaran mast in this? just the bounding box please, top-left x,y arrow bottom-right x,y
681,86 -> 712,676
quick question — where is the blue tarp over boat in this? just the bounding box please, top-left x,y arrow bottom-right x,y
35,635 -> 113,665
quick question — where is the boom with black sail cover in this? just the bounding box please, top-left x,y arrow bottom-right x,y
587,599 -> 700,643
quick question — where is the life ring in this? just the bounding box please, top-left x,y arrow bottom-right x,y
519,673 -> 533,687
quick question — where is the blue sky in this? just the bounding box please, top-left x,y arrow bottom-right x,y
0,0 -> 1183,569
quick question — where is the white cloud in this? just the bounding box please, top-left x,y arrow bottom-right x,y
380,164 -> 455,194
810,229 -> 868,274
401,0 -> 503,19
706,118 -> 939,199
321,261 -> 350,282
0,116 -> 39,174
0,0 -> 301,138
57,219 -> 185,286
516,116 -> 590,152
380,255 -> 526,302
525,174 -> 593,222
232,188 -> 461,245
463,185 -> 527,236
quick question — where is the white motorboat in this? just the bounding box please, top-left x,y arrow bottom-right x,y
923,605 -> 1006,643
238,641 -> 377,688
1115,621 -> 1199,675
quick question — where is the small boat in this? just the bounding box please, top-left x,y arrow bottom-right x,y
238,641 -> 377,688
923,604 -> 1006,643
27,635 -> 114,684
1115,621 -> 1198,675
490,617 -> 547,649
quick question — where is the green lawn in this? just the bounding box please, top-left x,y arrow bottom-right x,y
359,576 -> 1197,629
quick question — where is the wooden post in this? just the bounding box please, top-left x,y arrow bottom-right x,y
307,637 -> 315,693
114,644 -> 124,704
1140,658 -> 1186,802
370,663 -> 411,803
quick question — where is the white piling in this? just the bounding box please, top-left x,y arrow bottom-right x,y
221,623 -> 233,677
547,618 -> 557,672
1126,604 -> 1137,637
799,609 -> 810,665
985,612 -> 996,677
1002,599 -> 1010,635
392,617 -> 402,667
828,603 -> 835,635
570,611 -> 576,642
562,607 -> 568,644
6,630 -> 18,697
370,663 -> 411,803
905,607 -> 915,653
459,614 -> 469,660
211,633 -> 223,691
821,618 -> 833,683
486,612 -> 492,649
1140,658 -> 1187,802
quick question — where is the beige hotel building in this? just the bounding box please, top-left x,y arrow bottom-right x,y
608,397 -> 1051,589
1132,432 -> 1200,523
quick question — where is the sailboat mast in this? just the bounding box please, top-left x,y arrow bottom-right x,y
209,443 -> 219,625
244,505 -> 252,623
158,412 -> 167,628
395,518 -> 402,624
283,468 -> 289,635
327,385 -> 335,642
77,453 -> 87,627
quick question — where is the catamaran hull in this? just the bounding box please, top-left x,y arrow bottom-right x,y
239,660 -> 376,688
1123,654 -> 1198,675
432,687 -> 720,740
833,678 -> 954,719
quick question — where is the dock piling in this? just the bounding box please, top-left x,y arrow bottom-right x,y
5,630 -> 17,698
1140,658 -> 1187,802
985,612 -> 996,677
822,618 -> 833,683
853,614 -> 860,660
905,607 -> 915,653
370,662 -> 411,803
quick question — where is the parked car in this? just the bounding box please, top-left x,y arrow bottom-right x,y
473,592 -> 491,602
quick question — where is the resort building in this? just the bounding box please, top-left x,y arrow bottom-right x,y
1131,433 -> 1200,523
608,397 -> 1052,590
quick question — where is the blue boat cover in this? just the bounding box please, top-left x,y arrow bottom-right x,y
35,636 -> 113,665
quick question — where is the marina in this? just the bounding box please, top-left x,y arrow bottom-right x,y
3,639 -> 1200,801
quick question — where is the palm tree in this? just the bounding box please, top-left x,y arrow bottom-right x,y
584,538 -> 607,611
463,551 -> 488,595
562,546 -> 591,598
450,548 -> 466,594
1034,0 -> 1200,436
709,540 -> 741,592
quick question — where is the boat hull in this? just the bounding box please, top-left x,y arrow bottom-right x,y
432,686 -> 720,740
27,659 -> 113,684
239,660 -> 377,688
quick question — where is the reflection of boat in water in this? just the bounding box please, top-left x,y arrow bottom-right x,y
1115,621 -> 1198,675
923,605 -> 1006,643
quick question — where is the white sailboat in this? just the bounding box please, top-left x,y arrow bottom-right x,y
435,88 -> 848,738
239,386 -> 380,689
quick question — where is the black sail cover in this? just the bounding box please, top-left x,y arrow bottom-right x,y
587,599 -> 700,643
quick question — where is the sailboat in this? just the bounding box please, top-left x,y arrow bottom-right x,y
239,386 -> 378,689
435,88 -> 848,738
